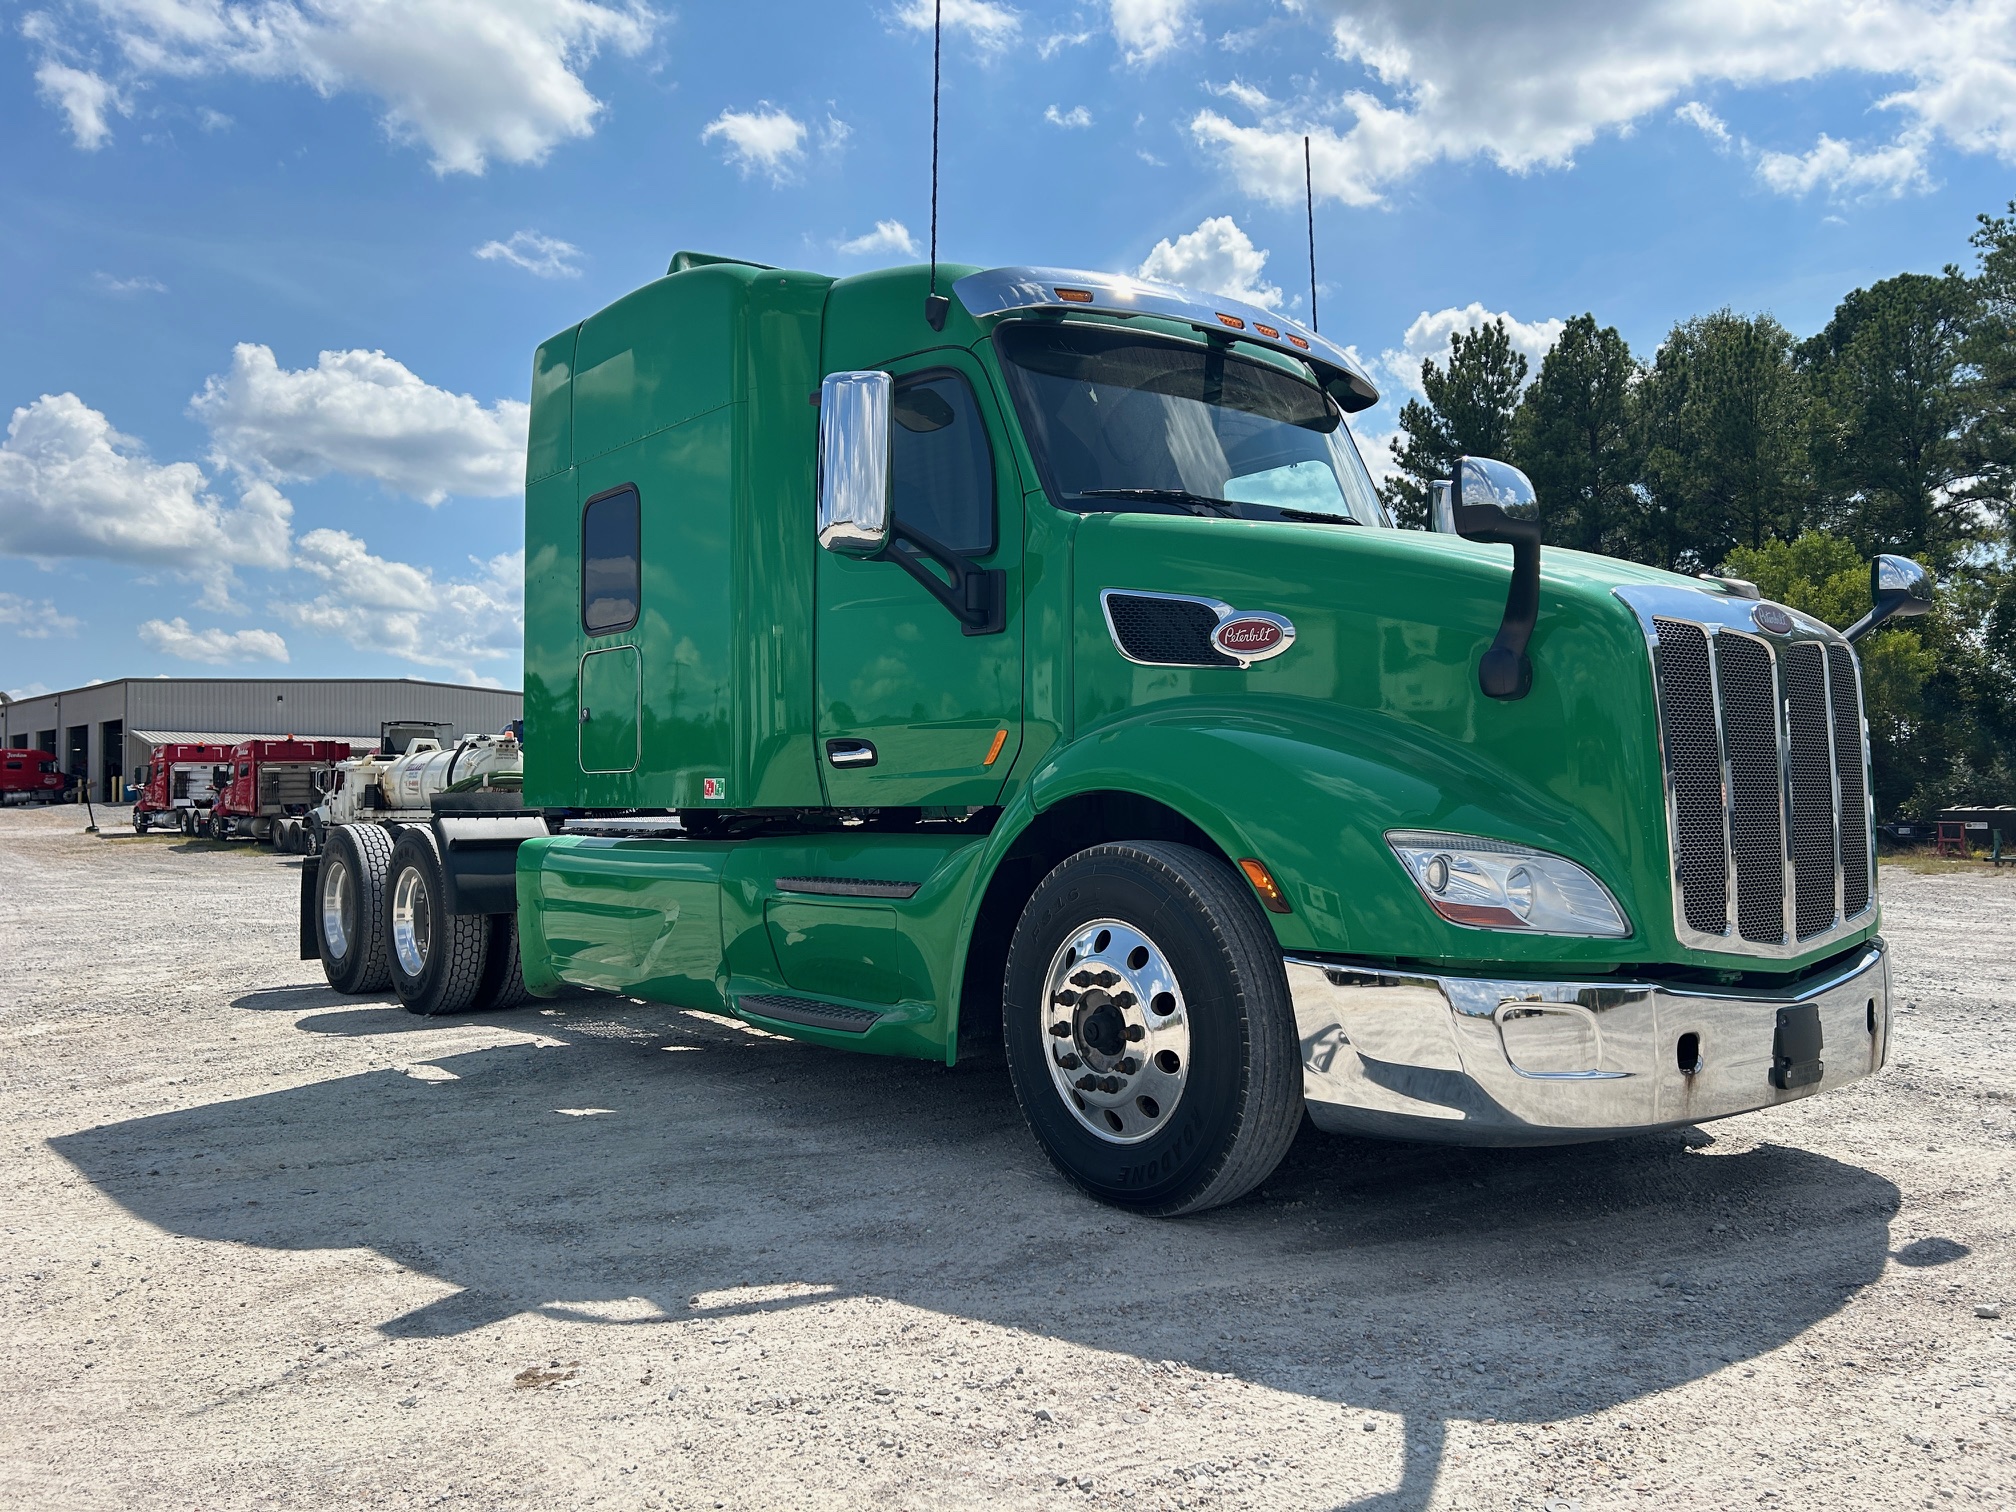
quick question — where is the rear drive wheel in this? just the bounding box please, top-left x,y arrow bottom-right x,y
1002,842 -> 1303,1217
385,827 -> 490,1016
475,914 -> 533,1011
318,823 -> 392,994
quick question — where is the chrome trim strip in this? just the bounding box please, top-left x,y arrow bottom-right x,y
1615,583 -> 1877,961
1287,941 -> 1889,1146
1824,643 -> 1845,932
951,265 -> 1379,411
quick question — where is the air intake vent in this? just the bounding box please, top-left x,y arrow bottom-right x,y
1102,592 -> 1237,668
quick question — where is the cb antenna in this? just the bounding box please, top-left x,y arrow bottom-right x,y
1304,134 -> 1318,333
924,0 -> 950,331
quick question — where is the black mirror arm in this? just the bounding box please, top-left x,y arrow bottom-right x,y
878,519 -> 1006,636
1454,503 -> 1541,701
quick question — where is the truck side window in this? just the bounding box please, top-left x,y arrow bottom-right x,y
581,484 -> 641,634
891,373 -> 995,557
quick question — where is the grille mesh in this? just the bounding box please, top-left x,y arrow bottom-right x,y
1715,633 -> 1789,944
1650,612 -> 1875,953
1104,594 -> 1236,667
1653,620 -> 1728,933
1828,644 -> 1871,918
1785,642 -> 1838,938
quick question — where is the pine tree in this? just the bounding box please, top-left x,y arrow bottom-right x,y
1508,314 -> 1640,554
1380,321 -> 1528,528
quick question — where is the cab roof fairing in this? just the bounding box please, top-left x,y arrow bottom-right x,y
951,266 -> 1380,413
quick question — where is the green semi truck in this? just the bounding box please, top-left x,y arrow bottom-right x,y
302,252 -> 1932,1215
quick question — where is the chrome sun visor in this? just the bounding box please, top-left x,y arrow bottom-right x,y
951,265 -> 1380,412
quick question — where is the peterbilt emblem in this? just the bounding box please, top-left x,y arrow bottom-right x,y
1211,614 -> 1295,666
1754,604 -> 1794,635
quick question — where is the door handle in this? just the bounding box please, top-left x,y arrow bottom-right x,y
825,738 -> 878,769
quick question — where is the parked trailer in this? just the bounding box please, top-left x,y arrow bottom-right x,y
1,748 -> 72,806
132,742 -> 231,834
211,738 -> 354,843
304,252 -> 1930,1216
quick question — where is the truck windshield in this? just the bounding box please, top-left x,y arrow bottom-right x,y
994,322 -> 1389,527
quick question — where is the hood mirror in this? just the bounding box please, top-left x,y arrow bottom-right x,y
1442,456 -> 1543,701
1844,553 -> 1933,643
816,371 -> 893,557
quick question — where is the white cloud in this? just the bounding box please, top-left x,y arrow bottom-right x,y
1135,216 -> 1284,307
1044,104 -> 1093,128
29,0 -> 656,173
6,683 -> 55,699
474,230 -> 584,279
139,617 -> 289,665
0,593 -> 82,639
893,0 -> 1022,50
35,62 -> 127,150
93,272 -> 167,295
1674,100 -> 1733,147
1110,0 -> 1198,63
1755,130 -> 1933,196
701,105 -> 808,183
276,530 -> 523,673
1375,304 -> 1567,402
191,344 -> 529,504
1038,28 -> 1095,58
1186,0 -> 2016,207
836,220 -> 921,257
0,394 -> 292,592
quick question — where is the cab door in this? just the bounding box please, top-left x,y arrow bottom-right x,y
815,353 -> 1023,807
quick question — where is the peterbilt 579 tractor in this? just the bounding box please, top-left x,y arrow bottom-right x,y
301,253 -> 1933,1216
133,742 -> 231,833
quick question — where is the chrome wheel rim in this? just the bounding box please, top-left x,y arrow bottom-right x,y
320,855 -> 352,959
1040,919 -> 1190,1144
391,866 -> 431,977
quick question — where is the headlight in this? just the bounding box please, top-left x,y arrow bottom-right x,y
1386,830 -> 1630,938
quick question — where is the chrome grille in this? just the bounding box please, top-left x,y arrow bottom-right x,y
1631,589 -> 1875,959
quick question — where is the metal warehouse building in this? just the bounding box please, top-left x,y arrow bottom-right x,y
0,678 -> 523,803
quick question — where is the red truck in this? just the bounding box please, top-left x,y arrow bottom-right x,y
132,742 -> 232,834
209,738 -> 354,842
0,748 -> 72,805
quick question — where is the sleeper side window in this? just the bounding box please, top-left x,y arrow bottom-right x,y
581,485 -> 641,635
890,373 -> 995,557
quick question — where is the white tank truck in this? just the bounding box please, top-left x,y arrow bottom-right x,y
295,723 -> 530,1003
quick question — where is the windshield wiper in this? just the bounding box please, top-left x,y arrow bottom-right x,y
1270,507 -> 1364,525
1071,488 -> 1239,516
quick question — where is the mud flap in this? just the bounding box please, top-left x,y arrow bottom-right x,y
432,814 -> 548,916
299,856 -> 321,961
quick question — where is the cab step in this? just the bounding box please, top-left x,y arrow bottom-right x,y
737,994 -> 884,1034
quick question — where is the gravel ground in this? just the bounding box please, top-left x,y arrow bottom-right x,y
2,801 -> 2012,1512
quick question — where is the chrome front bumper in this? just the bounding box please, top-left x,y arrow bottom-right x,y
1287,940 -> 1890,1146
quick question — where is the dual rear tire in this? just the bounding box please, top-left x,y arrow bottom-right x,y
312,822 -> 528,1015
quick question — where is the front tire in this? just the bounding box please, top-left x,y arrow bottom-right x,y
1003,842 -> 1303,1217
385,827 -> 491,1016
318,823 -> 392,994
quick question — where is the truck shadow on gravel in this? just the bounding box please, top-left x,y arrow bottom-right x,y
53,995 -> 1906,1510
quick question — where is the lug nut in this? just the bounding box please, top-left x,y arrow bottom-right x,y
1053,989 -> 1080,1007
1124,1024 -> 1144,1042
1069,971 -> 1096,988
1099,1075 -> 1123,1094
1111,990 -> 1136,1008
1049,1021 -> 1072,1037
1056,1053 -> 1082,1070
1094,970 -> 1120,987
1117,1058 -> 1138,1075
1075,1075 -> 1099,1092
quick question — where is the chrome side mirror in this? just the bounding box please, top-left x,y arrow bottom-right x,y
1445,456 -> 1543,701
1844,554 -> 1934,643
816,370 -> 892,557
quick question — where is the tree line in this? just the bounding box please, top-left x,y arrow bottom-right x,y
1379,202 -> 2016,824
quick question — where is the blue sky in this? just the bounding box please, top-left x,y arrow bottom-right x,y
5,0 -> 2014,696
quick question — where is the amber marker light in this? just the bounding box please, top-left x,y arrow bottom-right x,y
1056,287 -> 1095,303
1216,313 -> 1246,329
1254,323 -> 1280,338
1287,334 -> 1310,349
1238,858 -> 1293,914
982,728 -> 1009,766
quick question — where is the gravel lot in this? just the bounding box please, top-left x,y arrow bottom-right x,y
2,801 -> 2012,1511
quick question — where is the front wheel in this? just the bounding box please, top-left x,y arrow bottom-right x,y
385,827 -> 491,1016
1003,842 -> 1304,1217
